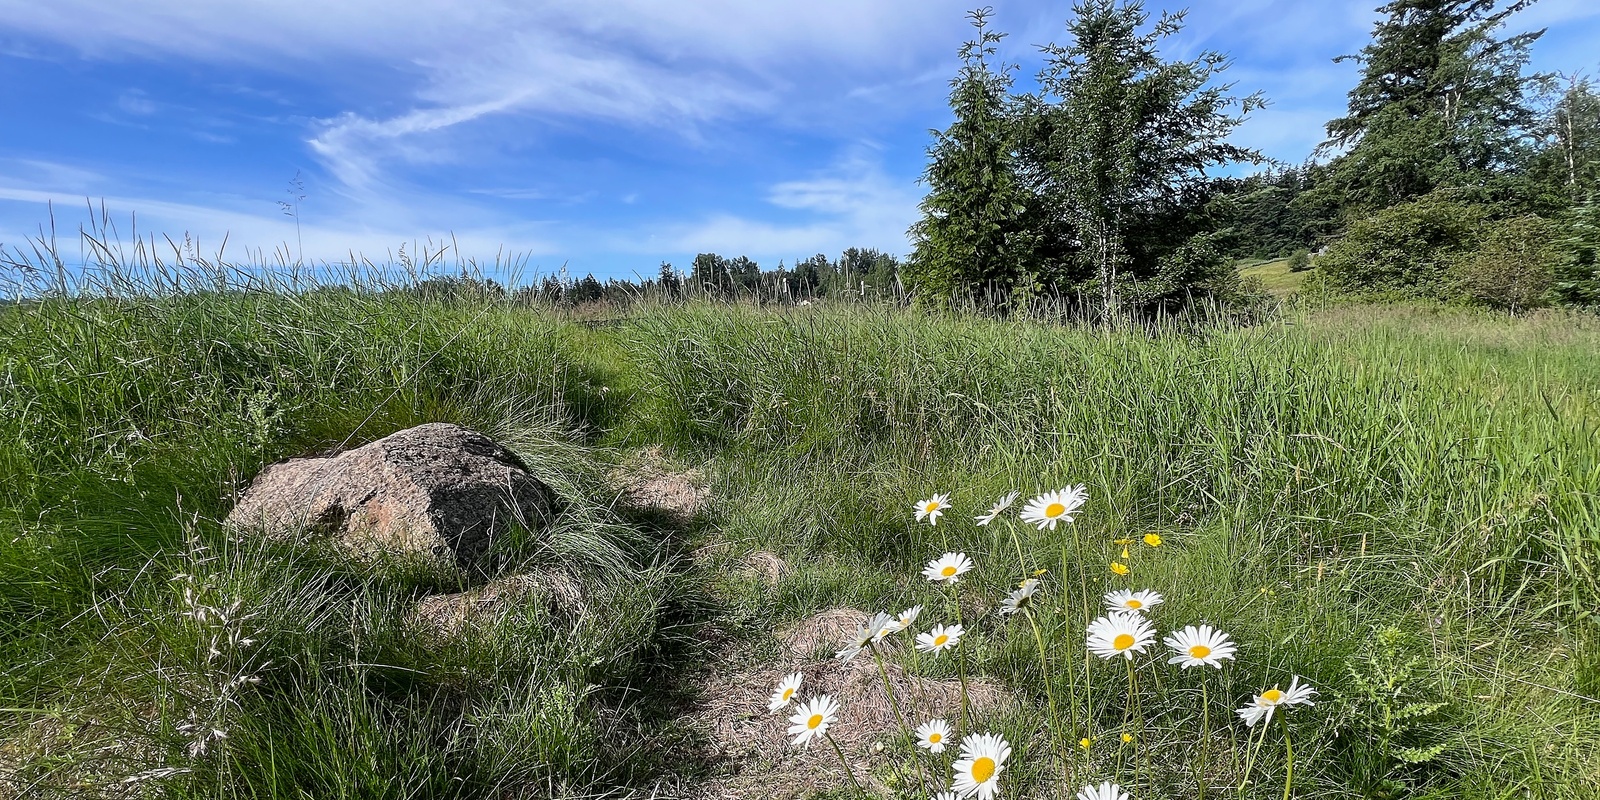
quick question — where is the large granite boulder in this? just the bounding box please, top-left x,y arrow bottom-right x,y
226,423 -> 558,566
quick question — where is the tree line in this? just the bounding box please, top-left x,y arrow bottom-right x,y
406,248 -> 905,308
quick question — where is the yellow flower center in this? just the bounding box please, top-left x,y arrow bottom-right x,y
807,714 -> 824,729
1113,633 -> 1135,650
941,565 -> 957,577
782,688 -> 795,701
925,502 -> 940,513
1045,502 -> 1066,517
1262,689 -> 1283,703
1189,645 -> 1211,659
971,756 -> 996,783
934,634 -> 949,646
1126,599 -> 1142,609
928,733 -> 942,744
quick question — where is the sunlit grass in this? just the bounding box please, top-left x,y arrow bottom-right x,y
1,246 -> 1597,797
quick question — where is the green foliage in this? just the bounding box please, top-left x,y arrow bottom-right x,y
1316,0 -> 1545,213
1452,213 -> 1567,310
1286,249 -> 1312,272
1529,75 -> 1600,205
1023,0 -> 1264,314
1553,196 -> 1600,306
1215,166 -> 1326,259
1335,626 -> 1455,797
905,8 -> 1031,304
1314,191 -> 1488,298
906,2 -> 1263,312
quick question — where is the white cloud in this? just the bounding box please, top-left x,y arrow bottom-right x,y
0,184 -> 557,268
654,153 -> 921,258
0,0 -> 971,195
116,89 -> 157,116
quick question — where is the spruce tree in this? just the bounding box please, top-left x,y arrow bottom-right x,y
904,7 -> 1029,304
1317,0 -> 1545,211
1025,0 -> 1263,314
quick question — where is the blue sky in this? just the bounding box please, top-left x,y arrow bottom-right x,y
2,0 -> 1597,283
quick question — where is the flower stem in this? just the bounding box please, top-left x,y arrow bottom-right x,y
871,643 -> 929,795
1238,715 -> 1270,799
825,733 -> 866,798
1198,679 -> 1211,800
948,583 -> 972,731
1024,608 -> 1065,762
1280,712 -> 1294,800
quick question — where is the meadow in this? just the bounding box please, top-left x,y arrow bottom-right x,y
1,264 -> 1598,799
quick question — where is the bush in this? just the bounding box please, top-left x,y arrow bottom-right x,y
1316,191 -> 1487,298
1452,215 -> 1567,311
1287,248 -> 1312,272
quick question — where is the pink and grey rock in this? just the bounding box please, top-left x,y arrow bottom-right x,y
226,423 -> 557,566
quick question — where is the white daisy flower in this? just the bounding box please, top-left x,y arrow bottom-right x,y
1075,781 -> 1131,800
835,611 -> 894,662
915,623 -> 965,655
1018,485 -> 1089,530
974,491 -> 1021,526
923,552 -> 975,583
1163,624 -> 1238,669
767,672 -> 803,714
1236,676 -> 1318,727
1103,588 -> 1164,614
950,732 -> 1011,800
786,694 -> 840,747
998,578 -> 1042,616
915,718 -> 953,753
1085,612 -> 1155,660
871,604 -> 924,643
915,493 -> 952,525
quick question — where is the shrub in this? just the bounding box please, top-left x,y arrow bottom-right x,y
1316,191 -> 1487,298
1287,248 -> 1312,272
1451,215 -> 1566,311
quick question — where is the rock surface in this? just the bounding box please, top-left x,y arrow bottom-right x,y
226,423 -> 557,565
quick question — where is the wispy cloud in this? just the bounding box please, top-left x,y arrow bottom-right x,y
657,152 -> 921,259
0,183 -> 558,267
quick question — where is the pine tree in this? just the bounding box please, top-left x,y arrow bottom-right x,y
1025,0 -> 1263,314
904,7 -> 1029,304
1317,0 -> 1545,211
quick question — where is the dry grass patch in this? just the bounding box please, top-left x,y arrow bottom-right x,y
610,446 -> 711,522
686,607 -> 1012,799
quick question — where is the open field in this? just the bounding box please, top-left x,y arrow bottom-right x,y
1237,258 -> 1309,298
2,280 -> 1598,799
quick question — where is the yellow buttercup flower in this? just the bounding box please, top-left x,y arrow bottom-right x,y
1078,737 -> 1092,749
1143,533 -> 1163,547
1110,562 -> 1129,576
1120,732 -> 1133,743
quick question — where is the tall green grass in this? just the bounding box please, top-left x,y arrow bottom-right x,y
620,302 -> 1600,797
2,253 -> 1597,798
